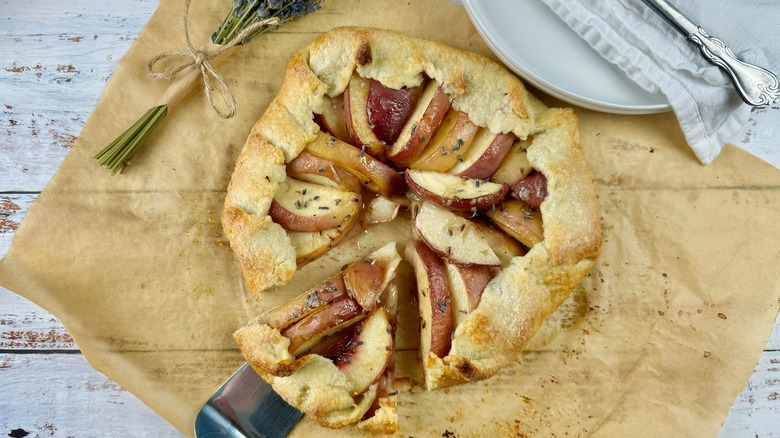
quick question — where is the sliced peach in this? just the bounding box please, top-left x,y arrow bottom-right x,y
475,221 -> 526,265
387,81 -> 451,167
486,200 -> 544,248
343,243 -> 402,312
361,194 -> 402,227
314,94 -> 351,144
304,322 -> 358,357
344,262 -> 385,311
448,129 -> 515,180
259,273 -> 348,330
282,296 -> 366,356
382,281 -> 399,329
405,169 -> 508,212
362,369 -> 394,422
344,73 -> 387,160
491,137 -> 532,186
374,283 -> 399,411
446,261 -> 492,328
409,110 -> 479,173
413,202 -> 502,267
269,178 -> 361,232
367,79 -> 423,145
510,171 -> 547,209
289,209 -> 360,264
406,240 -> 453,359
286,150 -> 364,194
327,308 -> 393,396
305,132 -> 406,198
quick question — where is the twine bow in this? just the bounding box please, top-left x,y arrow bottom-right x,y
146,0 -> 279,119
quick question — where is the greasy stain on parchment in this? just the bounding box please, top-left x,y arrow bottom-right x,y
185,191 -> 230,299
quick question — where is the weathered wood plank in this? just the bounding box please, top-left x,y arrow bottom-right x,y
721,350 -> 780,437
0,353 -> 183,437
734,106 -> 780,171
0,0 -> 160,191
0,288 -> 76,351
1,198 -> 71,352
0,36 -> 145,191
0,195 -> 36,259
0,195 -> 73,351
0,0 -> 159,24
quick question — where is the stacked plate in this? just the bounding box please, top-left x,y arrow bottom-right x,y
462,0 -> 670,114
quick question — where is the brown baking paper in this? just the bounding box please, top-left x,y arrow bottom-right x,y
2,0 -> 780,436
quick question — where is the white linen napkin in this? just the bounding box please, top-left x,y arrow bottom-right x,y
540,0 -> 780,164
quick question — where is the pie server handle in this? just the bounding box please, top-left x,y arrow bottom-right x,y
640,0 -> 780,106
195,362 -> 303,438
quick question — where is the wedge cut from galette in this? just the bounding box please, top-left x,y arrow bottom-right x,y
234,243 -> 401,432
224,27 -> 602,432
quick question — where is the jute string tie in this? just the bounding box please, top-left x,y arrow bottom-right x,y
146,0 -> 279,119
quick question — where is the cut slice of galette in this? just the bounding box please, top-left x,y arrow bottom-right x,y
223,27 -> 602,431
234,243 -> 401,432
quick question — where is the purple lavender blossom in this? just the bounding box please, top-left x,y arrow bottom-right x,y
212,0 -> 324,45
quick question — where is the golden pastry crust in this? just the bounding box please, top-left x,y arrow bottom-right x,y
423,108 -> 602,389
234,323 -> 381,429
222,26 -> 544,293
225,25 -> 602,429
234,324 -> 398,432
222,134 -> 295,292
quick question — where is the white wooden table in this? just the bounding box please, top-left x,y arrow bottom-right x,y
1,0 -> 778,436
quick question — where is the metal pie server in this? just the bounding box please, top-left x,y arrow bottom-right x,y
640,0 -> 780,106
195,362 -> 302,438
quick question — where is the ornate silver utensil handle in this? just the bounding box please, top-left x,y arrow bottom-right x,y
641,0 -> 779,106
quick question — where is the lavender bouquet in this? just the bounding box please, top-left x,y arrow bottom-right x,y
95,0 -> 323,175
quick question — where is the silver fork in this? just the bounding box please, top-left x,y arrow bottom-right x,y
641,0 -> 779,106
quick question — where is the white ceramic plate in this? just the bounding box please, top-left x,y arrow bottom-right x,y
462,0 -> 671,114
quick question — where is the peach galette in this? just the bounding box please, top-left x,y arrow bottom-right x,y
222,27 -> 602,432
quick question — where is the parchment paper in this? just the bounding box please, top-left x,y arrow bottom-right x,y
2,0 -> 780,436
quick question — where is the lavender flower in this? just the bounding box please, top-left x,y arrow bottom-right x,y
212,0 -> 323,45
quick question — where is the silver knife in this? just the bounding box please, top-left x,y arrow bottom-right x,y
195,362 -> 303,438
640,0 -> 779,106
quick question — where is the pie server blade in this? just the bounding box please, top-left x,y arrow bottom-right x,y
195,362 -> 303,438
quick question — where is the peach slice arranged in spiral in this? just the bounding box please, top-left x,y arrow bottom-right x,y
405,169 -> 508,212
387,81 -> 451,167
406,240 -> 454,359
367,79 -> 424,145
413,202 -> 502,267
269,178 -> 362,233
305,132 -> 406,198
